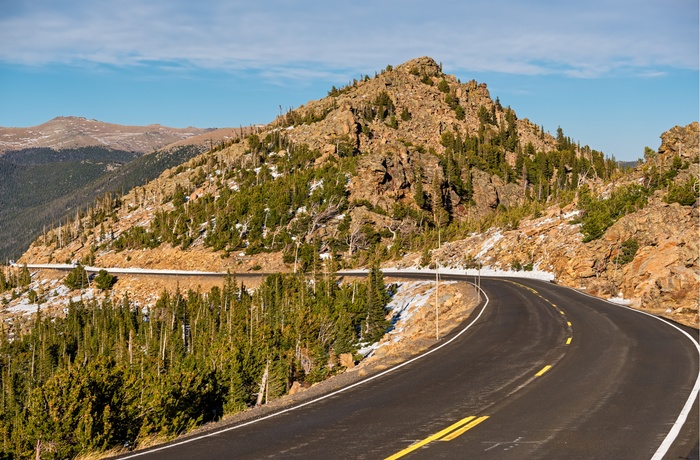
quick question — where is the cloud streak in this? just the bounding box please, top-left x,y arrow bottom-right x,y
1,0 -> 697,80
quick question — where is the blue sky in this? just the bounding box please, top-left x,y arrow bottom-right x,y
1,0 -> 697,161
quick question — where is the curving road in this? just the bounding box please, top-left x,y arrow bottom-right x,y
116,275 -> 699,460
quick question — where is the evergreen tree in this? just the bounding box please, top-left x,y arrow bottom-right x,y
94,269 -> 116,291
19,263 -> 31,287
431,171 -> 449,226
64,264 -> 89,290
414,169 -> 427,210
362,265 -> 390,342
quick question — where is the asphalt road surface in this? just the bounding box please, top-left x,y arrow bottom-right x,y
116,276 -> 699,460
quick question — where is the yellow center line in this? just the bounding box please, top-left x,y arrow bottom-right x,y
535,365 -> 552,377
567,321 -> 572,327
566,337 -> 572,345
503,279 -> 538,294
440,416 -> 490,441
384,415 -> 488,459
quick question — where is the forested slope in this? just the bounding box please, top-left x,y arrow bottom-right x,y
0,267 -> 393,458
0,145 -> 204,261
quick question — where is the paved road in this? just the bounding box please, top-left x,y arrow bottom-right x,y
117,276 -> 699,460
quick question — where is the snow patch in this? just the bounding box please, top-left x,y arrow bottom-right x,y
608,296 -> 632,306
357,280 -> 457,357
476,231 -> 503,259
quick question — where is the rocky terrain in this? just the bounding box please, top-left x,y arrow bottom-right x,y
418,197 -> 697,325
0,116 -> 210,154
11,58 -> 700,328
419,122 -> 699,326
277,57 -> 550,219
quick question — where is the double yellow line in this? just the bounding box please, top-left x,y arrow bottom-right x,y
385,415 -> 489,459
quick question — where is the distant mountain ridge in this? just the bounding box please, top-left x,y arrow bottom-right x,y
0,116 -> 211,154
0,118 -> 258,260
0,144 -> 207,261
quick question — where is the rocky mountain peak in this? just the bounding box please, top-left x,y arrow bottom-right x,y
394,56 -> 443,77
277,56 -> 554,164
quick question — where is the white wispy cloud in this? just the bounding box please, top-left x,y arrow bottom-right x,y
1,0 -> 697,79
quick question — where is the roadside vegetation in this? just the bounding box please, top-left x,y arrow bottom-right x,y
0,266 -> 392,458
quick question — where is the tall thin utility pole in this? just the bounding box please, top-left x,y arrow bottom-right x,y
435,258 -> 439,341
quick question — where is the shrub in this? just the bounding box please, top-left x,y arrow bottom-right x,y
94,269 -> 116,291
665,176 -> 699,207
614,238 -> 639,265
578,184 -> 650,242
64,264 -> 89,290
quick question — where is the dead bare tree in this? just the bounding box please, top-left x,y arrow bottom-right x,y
238,216 -> 252,239
305,197 -> 345,242
345,221 -> 368,258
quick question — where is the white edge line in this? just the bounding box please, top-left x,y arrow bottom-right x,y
117,280 -> 491,459
561,285 -> 700,460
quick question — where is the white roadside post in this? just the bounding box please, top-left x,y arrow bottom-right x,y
435,258 -> 439,341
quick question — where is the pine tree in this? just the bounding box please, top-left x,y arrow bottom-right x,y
18,264 -> 31,287
431,171 -> 449,226
414,168 -> 427,210
94,270 -> 116,291
362,265 -> 390,343
64,264 -> 89,290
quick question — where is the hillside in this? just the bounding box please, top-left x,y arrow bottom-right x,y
0,144 -> 208,260
16,57 -> 698,323
0,121 -> 257,261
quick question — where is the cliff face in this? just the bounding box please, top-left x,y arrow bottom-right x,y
657,121 -> 699,161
